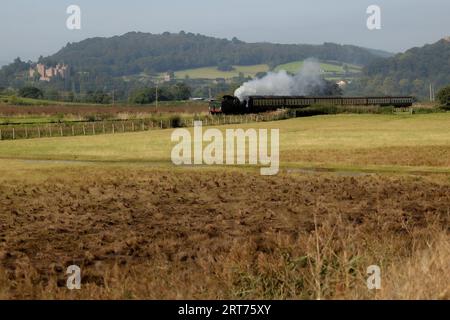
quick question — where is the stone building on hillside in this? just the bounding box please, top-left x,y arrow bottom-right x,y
29,63 -> 69,82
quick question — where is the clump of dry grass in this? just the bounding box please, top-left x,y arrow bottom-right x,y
376,232 -> 450,300
215,214 -> 449,300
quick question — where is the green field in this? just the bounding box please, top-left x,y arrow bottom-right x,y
171,64 -> 270,80
0,116 -> 61,124
163,60 -> 362,80
0,95 -> 99,106
273,61 -> 362,74
1,113 -> 449,173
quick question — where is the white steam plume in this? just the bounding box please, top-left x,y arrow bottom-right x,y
234,58 -> 325,100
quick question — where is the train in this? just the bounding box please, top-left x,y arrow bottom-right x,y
209,95 -> 415,115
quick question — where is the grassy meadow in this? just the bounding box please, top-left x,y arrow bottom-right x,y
273,60 -> 362,74
152,59 -> 362,80
0,113 -> 449,173
172,64 -> 270,79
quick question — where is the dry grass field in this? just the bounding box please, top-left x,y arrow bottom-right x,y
0,113 -> 449,299
0,164 -> 448,299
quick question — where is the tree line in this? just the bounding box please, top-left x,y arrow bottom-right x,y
43,32 -> 381,77
4,83 -> 192,105
346,38 -> 450,99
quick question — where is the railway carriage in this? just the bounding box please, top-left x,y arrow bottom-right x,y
210,95 -> 414,114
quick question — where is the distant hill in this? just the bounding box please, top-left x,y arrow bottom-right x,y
364,48 -> 395,59
0,32 -> 395,100
40,32 -> 386,77
347,38 -> 450,98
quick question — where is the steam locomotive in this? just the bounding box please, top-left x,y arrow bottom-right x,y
209,95 -> 414,115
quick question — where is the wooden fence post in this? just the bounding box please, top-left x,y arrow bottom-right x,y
132,122 -> 135,131
92,123 -> 95,135
12,127 -> 15,140
49,125 -> 52,137
71,126 -> 74,136
60,126 -> 63,137
112,123 -> 115,134
38,127 -> 41,138
102,122 -> 105,134
122,123 -> 125,132
0,129 -> 2,140
82,124 -> 86,135
25,126 -> 28,139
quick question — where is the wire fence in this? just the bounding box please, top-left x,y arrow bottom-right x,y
0,112 -> 292,141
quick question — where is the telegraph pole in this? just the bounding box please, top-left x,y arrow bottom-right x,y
155,81 -> 159,111
429,83 -> 436,102
430,83 -> 433,102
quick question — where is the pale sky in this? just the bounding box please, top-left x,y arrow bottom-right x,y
1,0 -> 449,64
